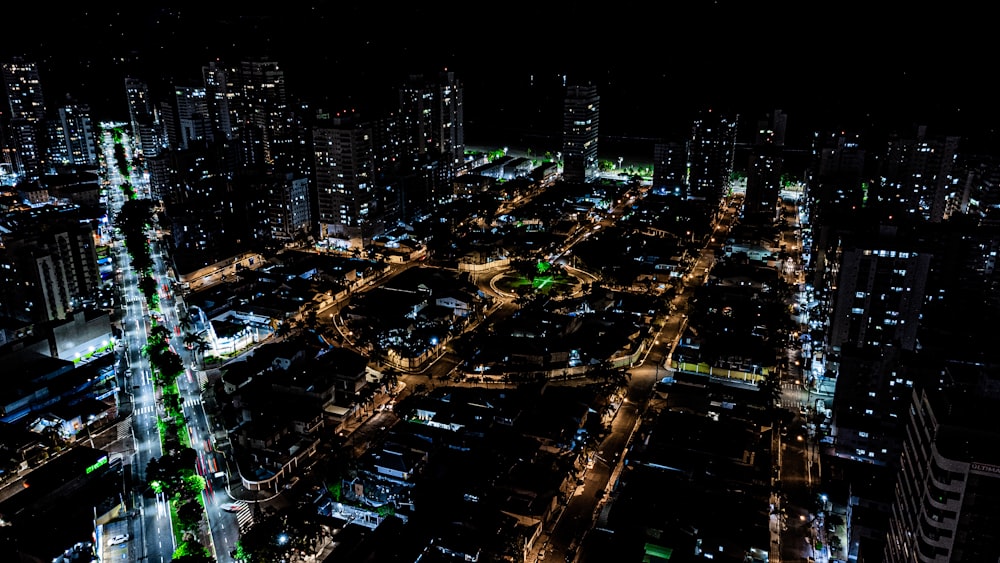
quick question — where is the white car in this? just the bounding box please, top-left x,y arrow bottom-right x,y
107,534 -> 129,546
221,503 -> 246,513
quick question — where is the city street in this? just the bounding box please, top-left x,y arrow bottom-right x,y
103,127 -> 243,562
103,128 -> 174,563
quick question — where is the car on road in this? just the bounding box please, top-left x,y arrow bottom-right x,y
107,534 -> 129,546
221,503 -> 245,513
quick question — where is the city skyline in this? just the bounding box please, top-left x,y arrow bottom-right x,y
3,6 -> 1000,563
4,4 -> 999,154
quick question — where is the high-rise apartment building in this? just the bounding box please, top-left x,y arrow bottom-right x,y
879,126 -> 960,223
1,58 -> 45,123
828,224 -> 931,354
164,85 -> 212,151
125,77 -> 172,201
1,57 -> 47,180
267,172 -> 312,243
46,101 -> 98,168
743,109 -> 786,223
809,131 -> 867,213
0,120 -> 15,181
804,130 -> 870,306
353,110 -> 413,224
124,76 -> 163,161
687,108 -> 737,202
0,212 -> 100,322
561,83 -> 600,184
237,58 -> 302,174
312,111 -> 376,245
830,346 -> 914,467
202,59 -> 237,142
652,141 -> 687,194
397,70 -> 465,177
884,364 -> 1000,562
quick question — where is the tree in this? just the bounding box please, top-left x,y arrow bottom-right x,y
274,320 -> 292,339
183,331 -> 204,351
194,338 -> 211,367
153,351 -> 185,386
115,198 -> 156,271
149,323 -> 171,345
176,498 -> 204,530
177,309 -> 195,331
139,274 -> 160,303
171,553 -> 214,563
381,367 -> 400,394
757,370 -> 782,418
304,310 -> 319,332
172,540 -> 214,562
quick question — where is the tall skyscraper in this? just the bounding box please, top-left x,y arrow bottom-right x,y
312,110 -> 376,245
397,70 -> 465,178
236,58 -> 301,174
652,141 -> 686,193
743,109 -> 785,223
165,85 -> 212,151
829,346 -> 914,468
124,76 -> 163,160
687,108 -> 737,203
202,59 -> 237,142
1,58 -> 45,123
561,83 -> 600,184
828,224 -> 931,354
0,213 -> 100,322
47,100 -> 98,168
809,130 -> 867,213
267,172 -> 312,243
366,112 -> 405,223
879,126 -> 960,223
1,57 -> 47,180
884,364 -> 1000,562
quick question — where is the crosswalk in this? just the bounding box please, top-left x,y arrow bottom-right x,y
235,504 -> 254,532
779,382 -> 807,411
131,397 -> 202,417
117,417 -> 132,440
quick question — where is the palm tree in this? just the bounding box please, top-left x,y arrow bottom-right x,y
193,337 -> 211,368
182,332 -> 201,351
358,387 -> 376,414
177,308 -> 195,331
274,320 -> 292,339
304,310 -> 319,332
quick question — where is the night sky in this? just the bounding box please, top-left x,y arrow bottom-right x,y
4,3 -> 998,154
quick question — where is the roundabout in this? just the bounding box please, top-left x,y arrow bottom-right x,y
488,260 -> 590,300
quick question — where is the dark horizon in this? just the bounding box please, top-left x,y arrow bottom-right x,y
3,6 -> 1000,563
5,4 -> 1000,155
